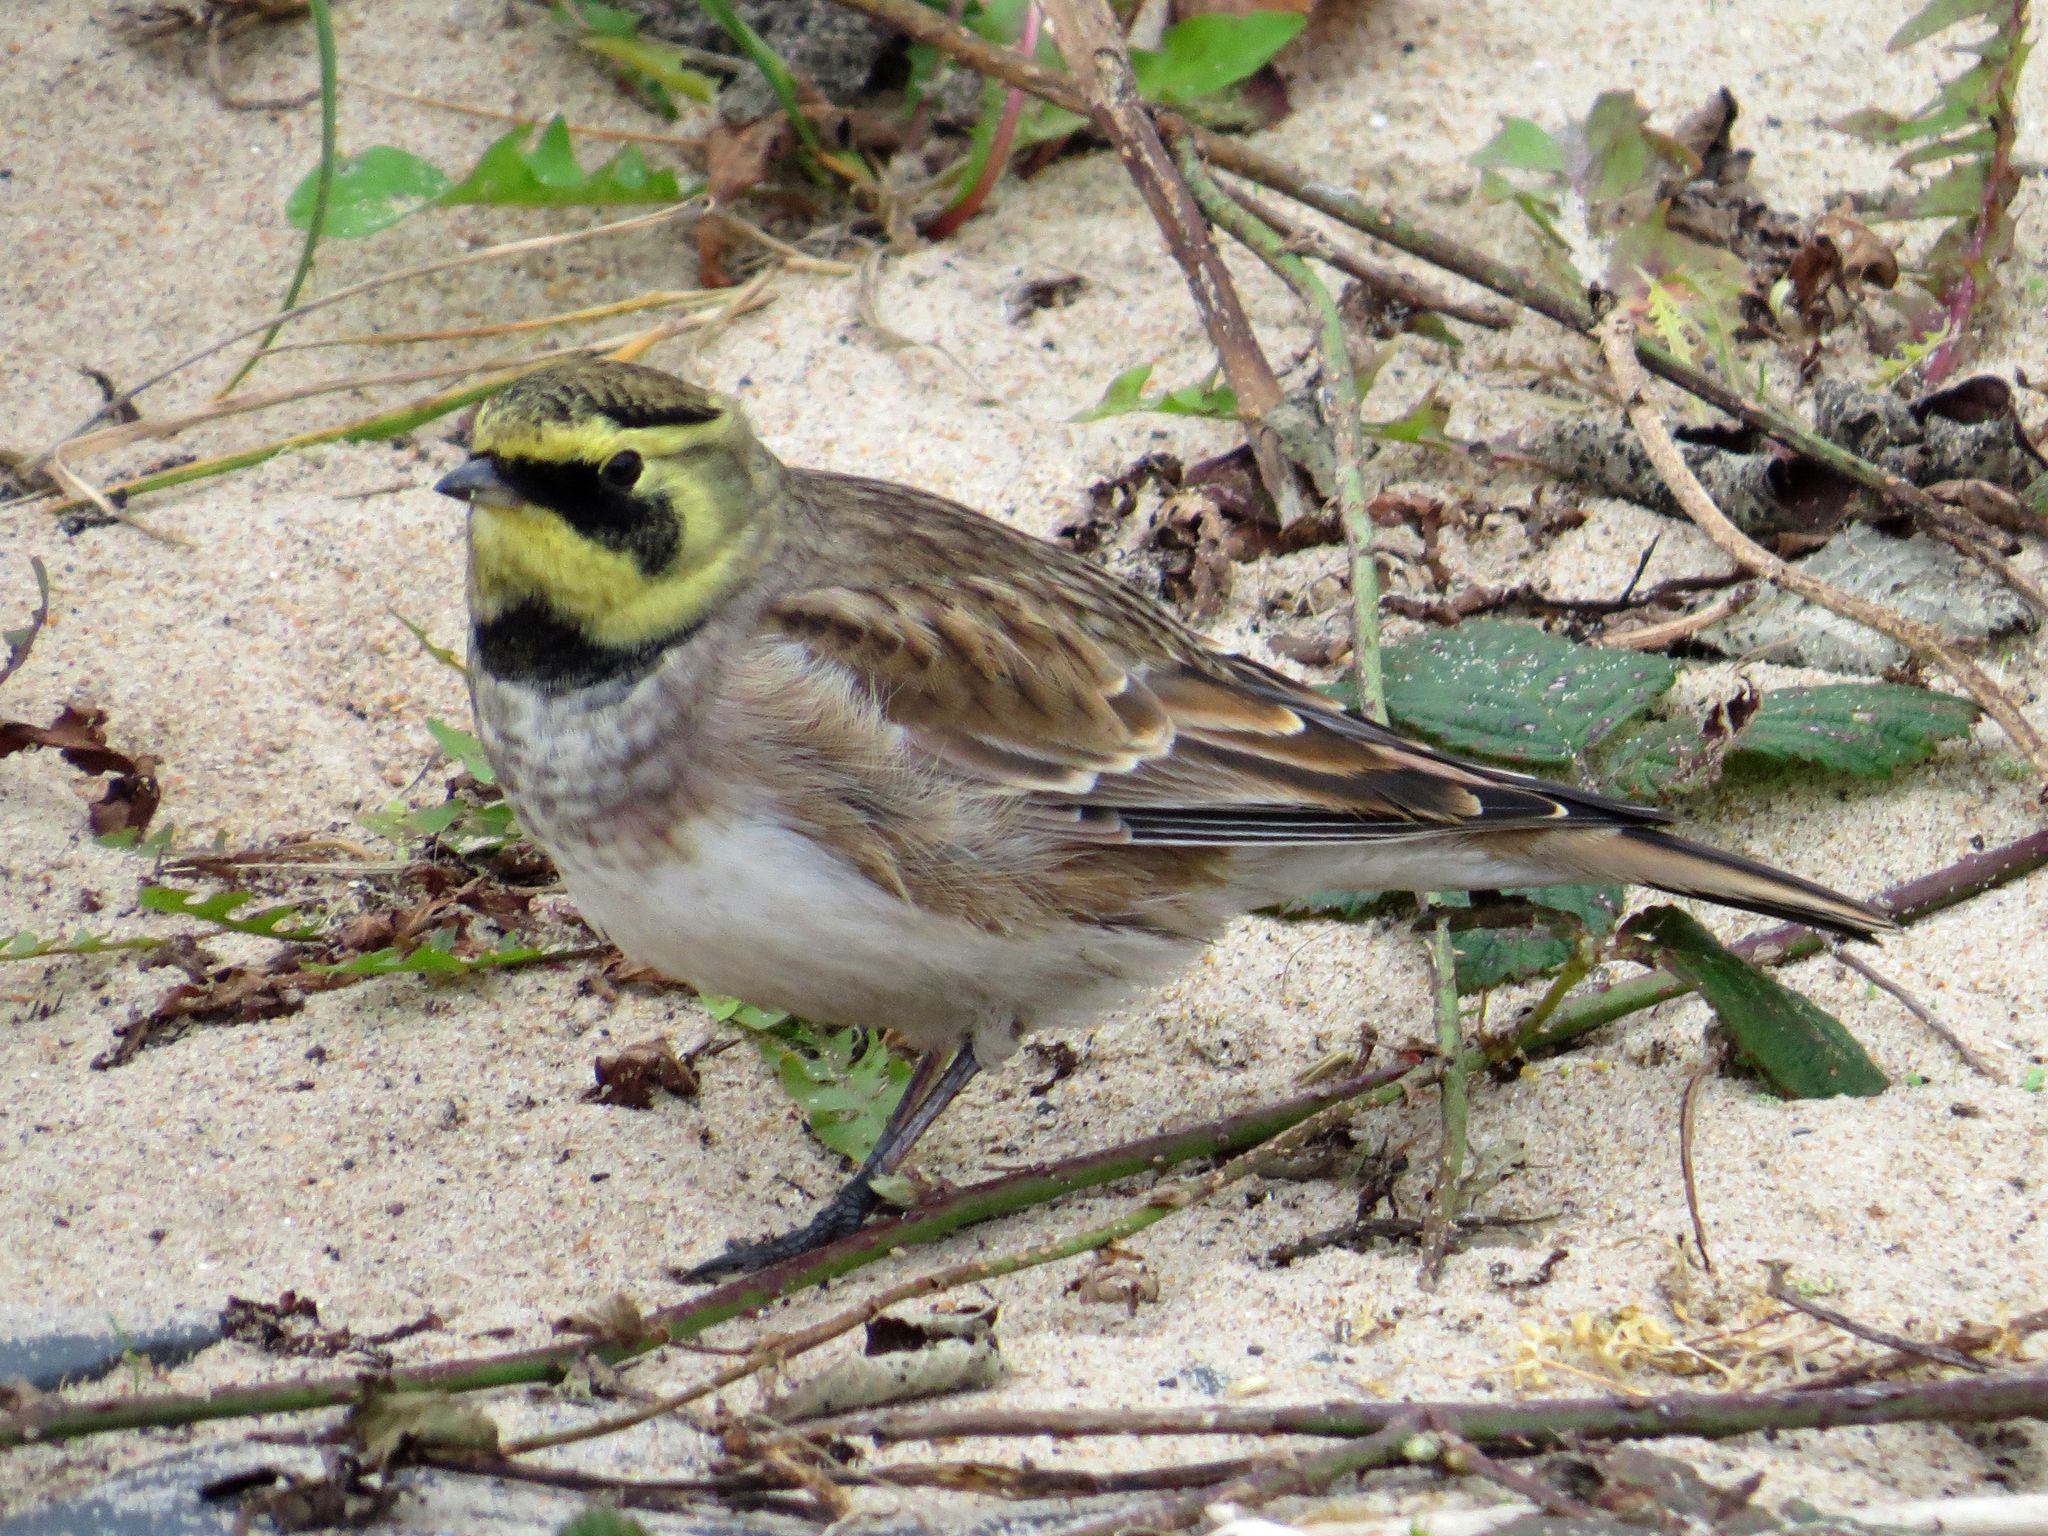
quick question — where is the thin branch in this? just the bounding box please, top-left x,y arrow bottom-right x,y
824,1367 -> 2048,1446
1051,1418 -> 1427,1536
1679,1033 -> 1725,1271
1219,182 -> 1514,330
1598,312 -> 2048,788
1037,0 -> 1297,514
1831,945 -> 2004,1082
1764,1262 -> 1991,1374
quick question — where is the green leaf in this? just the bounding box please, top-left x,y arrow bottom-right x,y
1132,12 -> 1306,104
2022,1066 -> 2045,1092
425,717 -> 495,785
1626,906 -> 1887,1099
307,933 -> 575,977
1072,362 -> 1238,422
2,929 -> 164,961
1889,0 -> 1997,50
1381,621 -> 1678,766
286,145 -> 451,237
1268,888 -> 1409,923
701,994 -> 791,1031
441,118 -> 687,208
1452,926 -> 1571,993
557,1507 -> 654,1536
749,1023 -> 911,1165
1508,882 -> 1626,934
1729,684 -> 1977,777
578,34 -> 718,110
1472,117 -> 1566,175
138,884 -> 325,942
1360,391 -> 1454,446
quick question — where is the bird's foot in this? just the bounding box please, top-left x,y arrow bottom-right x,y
679,1177 -> 880,1283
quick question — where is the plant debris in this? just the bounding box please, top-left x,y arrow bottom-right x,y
585,1036 -> 700,1109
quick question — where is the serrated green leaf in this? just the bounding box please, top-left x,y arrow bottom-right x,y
2,929 -> 165,961
701,994 -> 791,1030
1073,362 -> 1237,422
441,117 -> 687,209
139,884 -> 325,942
1452,926 -> 1571,993
286,145 -> 452,237
1909,160 -> 1988,218
1472,116 -> 1566,175
1729,684 -> 1977,777
1508,882 -> 1626,934
750,1023 -> 912,1165
1131,12 -> 1305,104
1381,621 -> 1678,766
1627,906 -> 1887,1099
307,934 -> 573,977
1591,718 -> 1711,803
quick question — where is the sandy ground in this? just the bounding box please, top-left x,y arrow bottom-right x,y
2,0 -> 2045,1528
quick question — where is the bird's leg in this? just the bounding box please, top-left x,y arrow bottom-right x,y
682,1044 -> 982,1281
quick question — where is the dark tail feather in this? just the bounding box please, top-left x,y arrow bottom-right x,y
1585,827 -> 1894,940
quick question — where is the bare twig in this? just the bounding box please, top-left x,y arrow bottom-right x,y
1763,1262 -> 1991,1374
1594,581 -> 1759,651
1219,183 -> 1514,330
1051,1418 -> 1427,1536
1831,946 -> 2004,1082
825,1367 -> 2048,1446
1038,0 -> 1296,513
1678,1033 -> 1726,1271
1597,312 -> 2048,788
1425,1423 -> 1601,1519
1798,1308 -> 2048,1391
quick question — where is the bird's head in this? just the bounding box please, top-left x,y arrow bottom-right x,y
435,359 -> 782,684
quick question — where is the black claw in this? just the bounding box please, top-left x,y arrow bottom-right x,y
679,1179 -> 881,1283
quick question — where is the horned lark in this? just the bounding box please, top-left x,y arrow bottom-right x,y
435,359 -> 1890,1278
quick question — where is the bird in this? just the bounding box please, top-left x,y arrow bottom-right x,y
433,357 -> 1891,1280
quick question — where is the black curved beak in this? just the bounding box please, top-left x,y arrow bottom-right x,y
434,456 -> 516,507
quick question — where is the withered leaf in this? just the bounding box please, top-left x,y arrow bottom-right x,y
1004,273 -> 1086,325
0,703 -> 137,776
585,1036 -> 699,1109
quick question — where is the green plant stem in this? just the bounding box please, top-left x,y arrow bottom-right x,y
1175,141 -> 1385,723
222,0 -> 337,395
690,0 -> 832,180
1419,916 -> 1467,1281
0,1062 -> 1409,1450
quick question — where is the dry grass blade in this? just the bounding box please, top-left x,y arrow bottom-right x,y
1597,314 -> 2048,789
29,197 -> 708,467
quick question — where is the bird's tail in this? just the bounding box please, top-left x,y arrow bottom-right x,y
1578,826 -> 1894,940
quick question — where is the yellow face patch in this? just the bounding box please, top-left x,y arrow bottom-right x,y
463,383 -> 783,651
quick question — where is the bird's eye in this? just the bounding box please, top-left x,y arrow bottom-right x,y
600,449 -> 643,489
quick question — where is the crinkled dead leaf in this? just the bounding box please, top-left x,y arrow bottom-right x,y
585,1036 -> 699,1109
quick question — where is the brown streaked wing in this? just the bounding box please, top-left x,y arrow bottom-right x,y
771,467 -> 1671,844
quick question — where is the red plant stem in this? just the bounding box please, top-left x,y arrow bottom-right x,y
923,2 -> 1042,239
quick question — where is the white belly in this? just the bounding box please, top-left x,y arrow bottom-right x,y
562,809 -> 1192,1062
